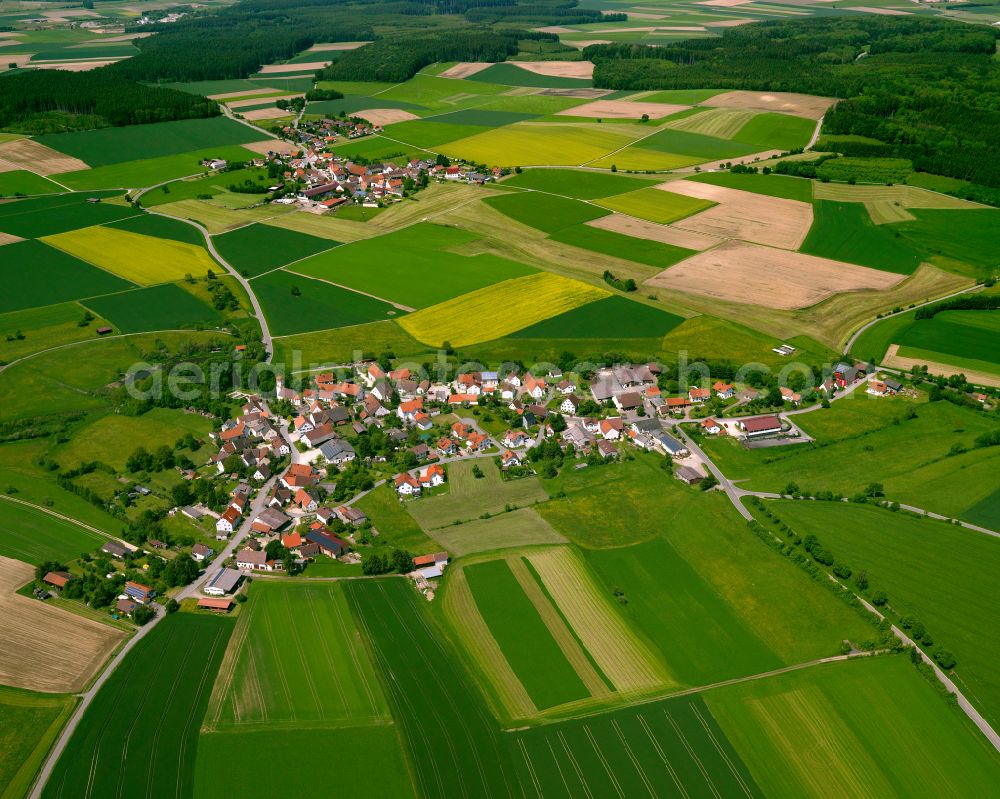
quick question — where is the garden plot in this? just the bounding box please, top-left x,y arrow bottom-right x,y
645,241 -> 903,309
557,99 -> 689,119
661,179 -> 814,249
702,90 -> 835,119
0,556 -> 125,693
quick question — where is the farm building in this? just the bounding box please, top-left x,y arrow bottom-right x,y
252,507 -> 291,534
413,552 -> 449,579
738,415 -> 783,438
197,597 -> 234,613
43,571 -> 72,589
204,568 -> 243,596
124,581 -> 155,604
101,540 -> 130,559
305,529 -> 349,558
675,465 -> 705,485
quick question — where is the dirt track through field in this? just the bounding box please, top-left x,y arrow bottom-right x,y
0,556 -> 125,693
0,139 -> 89,175
660,180 -> 813,249
645,240 -> 903,309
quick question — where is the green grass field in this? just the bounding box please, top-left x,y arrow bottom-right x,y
37,117 -> 263,167
83,283 -> 223,334
539,457 -> 873,662
0,192 -> 138,238
306,94 -> 426,117
483,190 -> 609,233
590,127 -> 761,170
550,222 -> 696,269
501,168 -> 659,199
0,686 -> 75,799
140,167 -> 271,208
42,614 -> 234,799
0,498 -> 110,564
464,558 -> 591,709
511,691 -> 762,797
194,727 -> 415,799
511,295 -> 683,338
291,222 -> 536,308
894,208 -> 1000,279
801,200 -> 925,275
270,320 -> 427,367
382,119 -> 488,149
0,302 -> 114,363
707,656 -> 1000,798
441,123 -> 635,167
204,581 -> 388,732
54,146 -> 264,192
734,112 -> 816,150
429,507 -> 567,557
107,213 -> 206,246
894,310 -> 1000,366
345,578 -> 519,797
349,484 -> 439,553
214,223 -> 335,276
965,487 -> 1000,529
594,186 -> 713,224
687,171 -> 813,202
0,240 -> 133,313
252,268 -> 403,336
769,500 -> 1000,730
0,169 -> 64,196
407,460 -> 548,530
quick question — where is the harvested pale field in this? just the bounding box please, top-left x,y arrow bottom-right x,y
241,138 -> 300,156
73,32 -> 153,44
0,556 -> 125,692
598,25 -> 707,32
399,272 -> 608,347
0,54 -> 33,69
43,8 -> 97,17
625,11 -> 667,19
443,567 -> 537,719
699,0 -> 752,5
533,25 -> 579,33
703,90 -> 835,119
227,93 -> 302,109
355,108 -> 420,126
156,199 -> 297,234
566,40 -> 611,48
812,182 -> 984,209
514,60 -> 594,79
885,344 -> 1000,388
439,61 -> 495,79
587,213 -> 720,250
31,60 -> 122,71
0,232 -> 24,246
646,240 -> 904,309
241,107 -> 292,121
308,41 -> 369,51
258,61 -> 331,73
526,547 -> 669,694
539,87 -> 611,98
867,201 -> 915,224
706,18 -> 760,27
666,107 -> 757,138
661,179 -> 813,249
0,139 -> 89,175
208,87 -> 282,100
557,99 -> 689,119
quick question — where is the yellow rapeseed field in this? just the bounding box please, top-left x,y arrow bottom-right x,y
399,272 -> 608,347
43,225 -> 219,285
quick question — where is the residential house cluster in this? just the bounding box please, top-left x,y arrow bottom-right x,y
209,396 -> 290,486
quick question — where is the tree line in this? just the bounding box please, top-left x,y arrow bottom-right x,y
583,18 -> 1000,189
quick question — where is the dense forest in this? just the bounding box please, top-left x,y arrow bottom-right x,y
584,18 -> 1000,188
0,70 -> 218,133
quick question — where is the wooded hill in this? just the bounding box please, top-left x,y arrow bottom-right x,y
584,18 -> 1000,189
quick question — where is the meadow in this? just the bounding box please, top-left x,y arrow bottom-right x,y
801,200 -> 925,275
510,692 -> 762,798
43,225 -> 219,285
594,186 -> 714,224
706,656 -> 1000,798
0,302 -> 113,363
483,191 -> 609,234
538,458 -> 873,662
894,208 -> 1000,279
194,727 -> 415,799
271,320 -> 427,367
510,296 -> 684,339
462,557 -> 594,710
550,222 -> 695,269
41,614 -> 234,799
894,310 -> 1000,366
36,117 -> 264,166
204,581 -> 388,732
291,223 -> 536,308
0,169 -> 63,196
349,483 -> 438,553
0,240 -> 133,313
0,498 -> 110,564
0,686 -> 75,799
965,487 -> 1000,529
140,167 -> 271,208
406,460 -> 548,530
399,272 -> 608,347
769,500 -> 1000,730
428,507 -> 566,557
0,192 -> 138,238
83,283 -> 223,333
251,268 -> 403,336
214,223 -> 335,276
733,112 -> 815,150
501,168 -> 659,199
108,213 -> 206,246
345,578 -> 520,799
